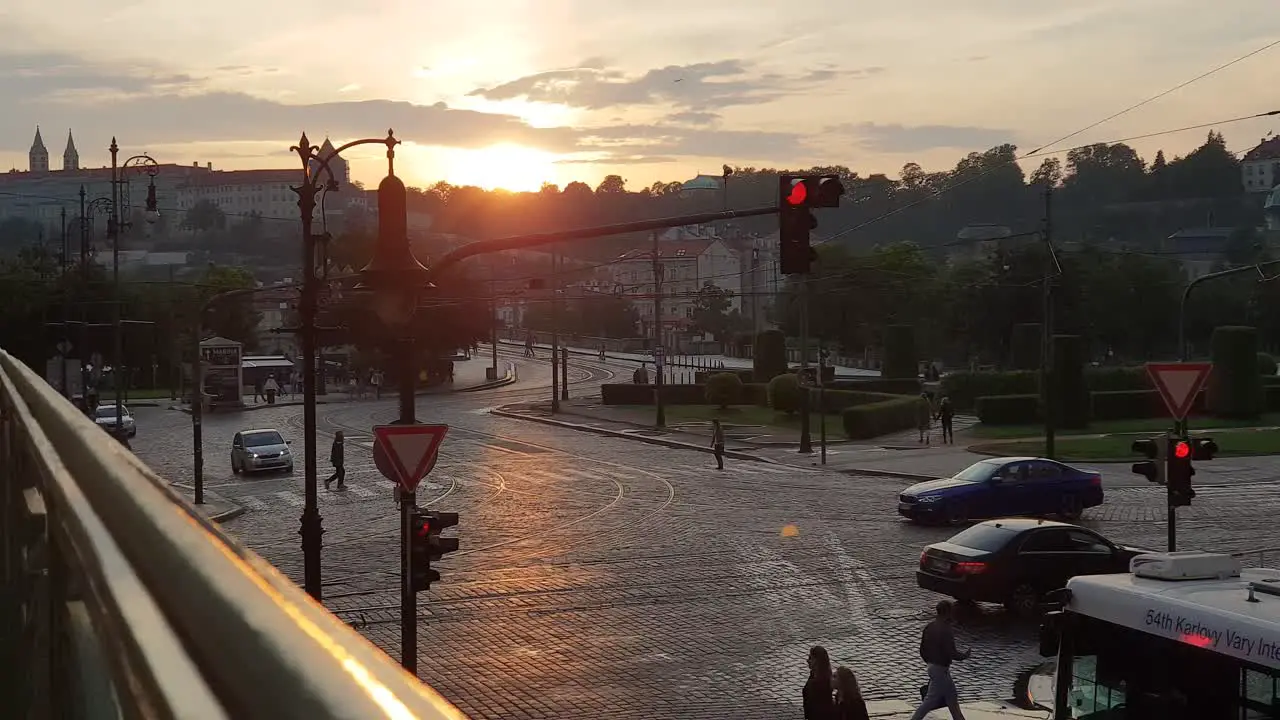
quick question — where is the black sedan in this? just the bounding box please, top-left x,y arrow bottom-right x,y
916,518 -> 1147,616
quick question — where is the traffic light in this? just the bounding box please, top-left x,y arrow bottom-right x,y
1131,436 -> 1166,485
1191,437 -> 1218,461
779,175 -> 816,275
811,176 -> 845,208
409,509 -> 459,592
1167,437 -> 1196,507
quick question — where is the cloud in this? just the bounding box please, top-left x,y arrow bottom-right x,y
556,155 -> 679,165
834,122 -> 1015,153
467,58 -> 859,110
580,124 -> 806,160
665,111 -> 721,127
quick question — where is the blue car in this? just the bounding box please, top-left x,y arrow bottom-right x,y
897,457 -> 1103,525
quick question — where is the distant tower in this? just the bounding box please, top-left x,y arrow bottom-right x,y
62,129 -> 79,171
312,137 -> 350,187
28,126 -> 49,172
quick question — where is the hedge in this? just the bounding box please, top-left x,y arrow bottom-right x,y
828,378 -> 922,395
812,389 -> 904,414
842,395 -> 926,439
882,325 -> 917,379
1090,390 -> 1167,421
705,373 -> 742,408
1052,334 -> 1089,429
1207,326 -> 1262,418
753,330 -> 787,382
941,371 -> 1040,410
976,394 -> 1040,425
1260,352 -> 1278,377
694,369 -> 754,385
769,373 -> 803,413
601,383 -> 707,405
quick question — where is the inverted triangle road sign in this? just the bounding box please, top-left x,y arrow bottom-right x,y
1146,362 -> 1212,421
372,424 -> 449,493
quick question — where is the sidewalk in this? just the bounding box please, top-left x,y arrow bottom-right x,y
496,339 -> 880,378
167,483 -> 243,523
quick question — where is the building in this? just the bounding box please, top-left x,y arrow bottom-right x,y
174,168 -> 298,233
1242,135 -> 1280,193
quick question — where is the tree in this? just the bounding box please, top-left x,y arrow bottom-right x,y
692,284 -> 736,340
182,199 -> 226,233
577,294 -> 639,338
199,265 -> 261,349
1030,158 -> 1062,188
595,175 -> 627,194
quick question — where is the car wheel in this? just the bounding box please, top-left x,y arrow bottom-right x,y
945,502 -> 970,525
1060,494 -> 1083,521
232,458 -> 241,475
286,464 -> 295,474
1005,583 -> 1041,617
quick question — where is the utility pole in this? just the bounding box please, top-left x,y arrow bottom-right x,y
489,257 -> 498,377
818,342 -> 827,464
78,185 -> 87,269
1041,183 -> 1056,460
798,276 -> 813,454
561,347 -> 569,401
550,250 -> 560,413
59,207 -> 69,398
652,232 -> 666,427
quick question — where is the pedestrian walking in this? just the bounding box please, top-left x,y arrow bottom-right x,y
834,667 -> 870,720
803,645 -> 837,720
253,378 -> 264,404
710,419 -> 725,470
325,431 -> 346,491
937,395 -> 955,445
598,344 -> 606,362
371,369 -> 383,400
917,392 -> 933,445
263,374 -> 280,405
633,364 -> 649,384
909,600 -> 970,720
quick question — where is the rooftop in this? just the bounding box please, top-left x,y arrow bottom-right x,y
1243,136 -> 1280,163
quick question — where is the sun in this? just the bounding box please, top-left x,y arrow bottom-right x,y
442,144 -> 559,192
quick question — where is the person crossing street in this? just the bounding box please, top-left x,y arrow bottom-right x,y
325,431 -> 346,491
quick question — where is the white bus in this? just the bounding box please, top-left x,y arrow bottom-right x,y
1039,550 -> 1280,718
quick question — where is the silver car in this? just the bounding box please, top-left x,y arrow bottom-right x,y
231,429 -> 294,474
93,404 -> 137,437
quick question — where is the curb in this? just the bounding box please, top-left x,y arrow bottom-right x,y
209,504 -> 246,523
458,362 -> 517,392
490,409 -> 771,463
838,467 -> 940,481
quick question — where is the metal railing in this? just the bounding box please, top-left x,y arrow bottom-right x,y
0,350 -> 467,719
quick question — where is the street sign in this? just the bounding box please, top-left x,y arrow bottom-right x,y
1146,362 -> 1212,420
372,424 -> 448,493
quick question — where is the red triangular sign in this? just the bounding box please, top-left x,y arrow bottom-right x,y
1146,363 -> 1212,420
373,424 -> 448,492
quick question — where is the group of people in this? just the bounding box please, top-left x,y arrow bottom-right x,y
805,601 -> 970,720
252,375 -> 284,404
916,393 -> 955,445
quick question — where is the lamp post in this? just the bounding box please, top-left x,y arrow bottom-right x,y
352,135 -> 431,674
290,129 -> 400,601
108,138 -> 160,445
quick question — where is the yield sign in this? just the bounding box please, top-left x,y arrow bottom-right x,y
372,424 -> 448,493
1146,362 -> 1212,420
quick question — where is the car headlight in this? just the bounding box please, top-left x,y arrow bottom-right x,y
250,453 -> 259,459
917,495 -> 943,503
281,449 -> 291,456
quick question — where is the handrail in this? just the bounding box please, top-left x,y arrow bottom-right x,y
0,349 -> 467,719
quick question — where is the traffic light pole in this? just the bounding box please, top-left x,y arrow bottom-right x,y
550,250 -> 560,413
395,335 -> 418,674
798,276 -> 812,454
1041,184 -> 1056,460
652,232 -> 666,428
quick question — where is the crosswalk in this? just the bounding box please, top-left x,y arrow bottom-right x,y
224,459 -> 814,514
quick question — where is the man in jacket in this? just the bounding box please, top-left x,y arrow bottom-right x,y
910,600 -> 969,719
325,431 -> 346,491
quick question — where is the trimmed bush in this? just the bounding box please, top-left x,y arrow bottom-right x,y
1086,367 -> 1151,392
705,372 -> 743,409
743,382 -> 770,407
694,369 -> 754,384
942,371 -> 1040,411
842,395 -> 926,439
1267,385 -> 1280,412
753,330 -> 787,382
882,325 -> 917,379
1052,334 -> 1089,429
1090,390 -> 1164,421
1009,323 -> 1042,370
768,373 -> 803,413
813,389 -> 902,414
1260,352 -> 1278,377
827,378 -> 922,395
1207,326 -> 1262,418
975,394 -> 1040,425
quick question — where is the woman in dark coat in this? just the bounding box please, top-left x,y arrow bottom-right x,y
804,645 -> 837,719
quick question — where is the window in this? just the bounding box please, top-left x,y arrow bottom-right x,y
1069,655 -> 1127,716
1064,530 -> 1111,553
947,524 -> 1019,552
1242,667 -> 1280,717
243,431 -> 285,447
1020,530 -> 1070,552
1030,461 -> 1063,481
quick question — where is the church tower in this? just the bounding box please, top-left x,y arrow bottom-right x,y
313,137 -> 350,186
29,126 -> 49,172
62,129 -> 79,171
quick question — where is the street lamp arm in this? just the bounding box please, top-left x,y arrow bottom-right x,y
121,155 -> 160,177
292,132 -> 400,190
1178,259 -> 1280,360
426,204 -> 780,281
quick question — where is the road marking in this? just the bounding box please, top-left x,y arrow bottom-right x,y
275,491 -> 305,508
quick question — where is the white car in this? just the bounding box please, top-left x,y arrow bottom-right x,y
231,429 -> 294,474
93,404 -> 137,438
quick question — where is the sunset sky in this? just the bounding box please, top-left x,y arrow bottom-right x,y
1,1 -> 1278,192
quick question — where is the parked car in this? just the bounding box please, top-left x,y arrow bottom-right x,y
92,404 -> 137,438
916,518 -> 1146,615
231,429 -> 294,474
897,457 -> 1103,524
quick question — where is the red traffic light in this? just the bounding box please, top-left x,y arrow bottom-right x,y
786,180 -> 807,206
1174,441 -> 1191,459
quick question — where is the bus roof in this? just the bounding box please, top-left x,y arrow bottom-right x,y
1067,567 -> 1280,670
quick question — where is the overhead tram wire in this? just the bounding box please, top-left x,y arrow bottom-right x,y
815,35 -> 1280,246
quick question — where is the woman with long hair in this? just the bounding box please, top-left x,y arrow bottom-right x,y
834,666 -> 870,720
804,645 -> 837,719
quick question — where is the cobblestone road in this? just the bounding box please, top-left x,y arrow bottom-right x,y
128,351 -> 1280,720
